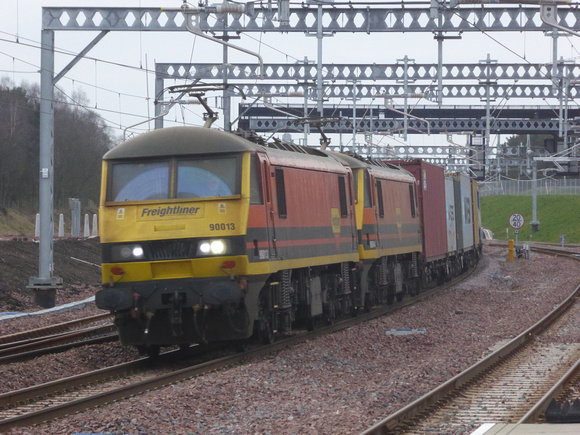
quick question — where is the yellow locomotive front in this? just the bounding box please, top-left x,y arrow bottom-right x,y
96,127 -> 259,354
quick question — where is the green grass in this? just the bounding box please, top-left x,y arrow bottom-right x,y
2,196 -> 579,244
0,209 -> 36,236
0,208 -> 87,237
480,195 -> 580,244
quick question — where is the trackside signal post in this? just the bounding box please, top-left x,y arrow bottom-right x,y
509,213 -> 525,244
508,240 -> 515,263
508,213 -> 525,262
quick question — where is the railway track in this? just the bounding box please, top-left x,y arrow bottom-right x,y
362,245 -> 580,434
0,313 -> 112,345
0,266 -> 475,431
488,240 -> 580,257
0,313 -> 116,363
0,325 -> 118,364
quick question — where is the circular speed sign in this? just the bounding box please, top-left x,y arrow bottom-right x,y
509,213 -> 525,229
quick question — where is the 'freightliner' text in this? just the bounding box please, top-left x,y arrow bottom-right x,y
141,206 -> 200,218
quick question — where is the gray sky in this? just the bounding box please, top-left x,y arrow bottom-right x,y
1,0 -> 577,150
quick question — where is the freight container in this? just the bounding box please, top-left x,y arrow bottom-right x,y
456,172 -> 474,250
452,176 -> 464,251
390,160 -> 447,262
471,178 -> 482,249
444,176 -> 457,253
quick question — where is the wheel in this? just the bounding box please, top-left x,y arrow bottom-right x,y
364,295 -> 372,313
141,345 -> 160,358
386,287 -> 395,305
325,302 -> 336,325
235,339 -> 250,353
307,316 -> 317,331
261,314 -> 275,345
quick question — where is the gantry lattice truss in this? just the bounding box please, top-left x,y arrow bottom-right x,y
40,4 -> 580,33
155,61 -> 580,99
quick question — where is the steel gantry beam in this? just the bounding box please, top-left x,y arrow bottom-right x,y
237,107 -> 569,135
42,5 -> 580,34
155,61 -> 580,100
154,61 -> 578,134
156,62 -> 580,83
161,81 -> 580,99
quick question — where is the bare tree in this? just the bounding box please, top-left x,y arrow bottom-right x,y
0,78 -> 115,212
54,89 -> 115,209
0,79 -> 39,209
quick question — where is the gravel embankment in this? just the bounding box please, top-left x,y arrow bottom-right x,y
4,245 -> 579,434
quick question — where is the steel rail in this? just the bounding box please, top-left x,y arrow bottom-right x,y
0,325 -> 116,354
360,250 -> 580,434
0,313 -> 112,345
486,240 -> 580,256
0,330 -> 118,365
0,326 -> 111,352
519,359 -> 580,424
0,266 -> 476,431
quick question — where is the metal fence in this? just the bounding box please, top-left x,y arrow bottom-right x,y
479,178 -> 580,196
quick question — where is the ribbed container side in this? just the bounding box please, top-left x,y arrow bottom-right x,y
457,172 -> 474,249
471,179 -> 482,247
390,160 -> 448,262
445,176 -> 457,253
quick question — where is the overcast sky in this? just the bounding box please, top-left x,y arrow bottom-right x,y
1,0 -> 578,150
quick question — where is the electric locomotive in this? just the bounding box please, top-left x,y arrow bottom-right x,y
324,152 -> 422,308
96,126 -> 363,354
96,126 -> 480,355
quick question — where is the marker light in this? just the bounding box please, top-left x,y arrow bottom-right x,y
111,267 -> 125,275
222,260 -> 236,269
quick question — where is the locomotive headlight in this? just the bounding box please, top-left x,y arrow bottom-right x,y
197,239 -> 227,256
112,244 -> 145,261
132,246 -> 144,257
210,240 -> 225,254
199,242 -> 211,254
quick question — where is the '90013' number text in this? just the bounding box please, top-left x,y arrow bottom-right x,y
209,223 -> 235,231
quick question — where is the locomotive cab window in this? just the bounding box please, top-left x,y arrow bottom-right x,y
363,172 -> 372,208
107,155 -> 241,202
109,161 -> 171,202
338,175 -> 348,218
275,167 -> 287,218
376,179 -> 384,218
177,156 -> 239,199
249,155 -> 263,205
409,184 -> 416,218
